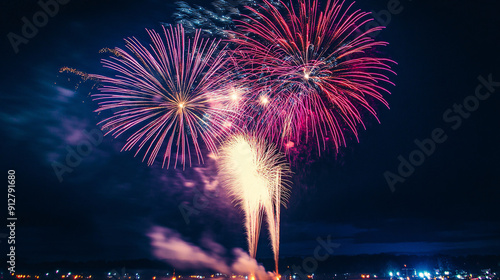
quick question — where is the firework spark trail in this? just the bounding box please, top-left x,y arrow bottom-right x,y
264,167 -> 288,274
218,133 -> 291,272
90,25 -> 240,169
230,0 -> 396,153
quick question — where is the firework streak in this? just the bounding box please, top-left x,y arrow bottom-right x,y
231,0 -> 396,152
218,133 -> 291,273
91,25 -> 239,168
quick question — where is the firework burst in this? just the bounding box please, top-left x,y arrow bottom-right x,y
218,133 -> 291,271
91,25 -> 239,168
230,0 -> 396,152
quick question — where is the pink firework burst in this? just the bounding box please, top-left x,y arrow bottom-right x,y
230,0 -> 396,153
91,25 -> 239,168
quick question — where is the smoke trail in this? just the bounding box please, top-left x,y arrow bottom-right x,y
148,226 -> 274,279
148,226 -> 230,273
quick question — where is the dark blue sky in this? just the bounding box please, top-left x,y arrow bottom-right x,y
1,0 -> 499,267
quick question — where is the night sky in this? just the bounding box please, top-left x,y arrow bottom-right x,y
1,0 -> 500,267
